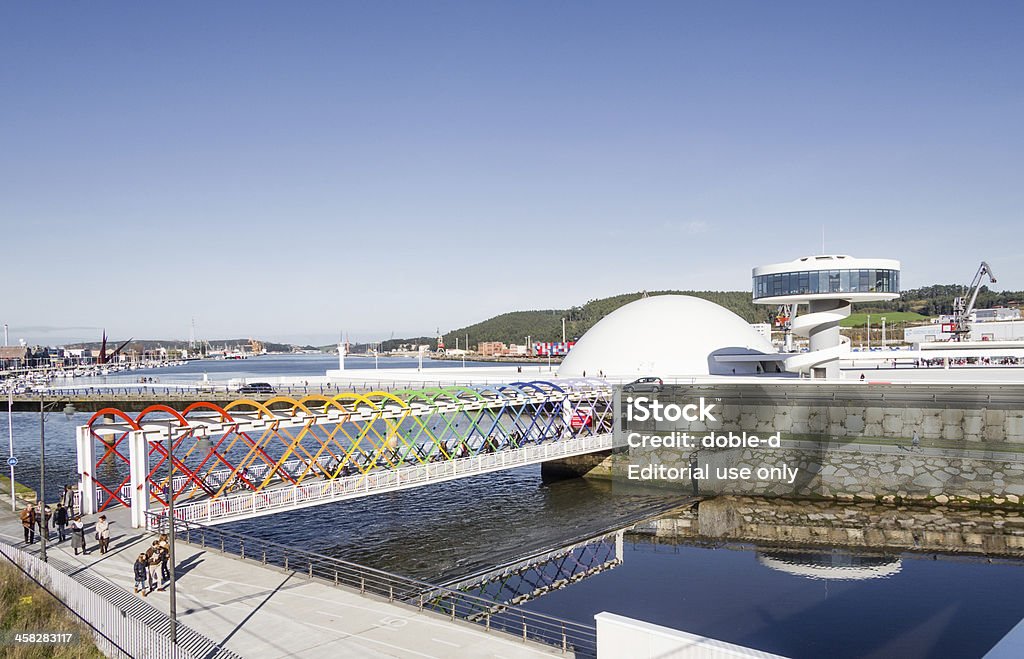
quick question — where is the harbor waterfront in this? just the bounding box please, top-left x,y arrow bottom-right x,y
6,355 -> 1024,657
8,3 -> 1024,656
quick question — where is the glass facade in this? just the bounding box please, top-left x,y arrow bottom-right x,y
753,269 -> 899,299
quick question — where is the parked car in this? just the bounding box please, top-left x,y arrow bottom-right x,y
623,377 -> 663,393
237,382 -> 276,396
569,405 -> 594,429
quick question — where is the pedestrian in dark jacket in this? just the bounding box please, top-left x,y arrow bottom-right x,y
53,502 -> 69,542
134,554 -> 149,595
158,534 -> 171,583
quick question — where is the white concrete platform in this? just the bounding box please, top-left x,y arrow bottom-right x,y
0,507 -> 566,658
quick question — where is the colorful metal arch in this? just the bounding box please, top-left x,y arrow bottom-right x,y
82,380 -> 614,515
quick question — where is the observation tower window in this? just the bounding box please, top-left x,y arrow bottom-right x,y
752,268 -> 900,299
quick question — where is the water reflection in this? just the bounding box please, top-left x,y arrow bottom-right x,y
756,550 -> 902,581
444,530 -> 623,606
224,466 -> 686,582
631,496 -> 1024,558
519,497 -> 1024,659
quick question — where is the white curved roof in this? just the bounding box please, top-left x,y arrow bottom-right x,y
752,254 -> 900,276
558,295 -> 775,378
757,553 -> 903,581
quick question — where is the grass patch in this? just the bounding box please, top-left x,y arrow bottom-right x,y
0,559 -> 103,658
841,311 -> 928,328
0,479 -> 37,503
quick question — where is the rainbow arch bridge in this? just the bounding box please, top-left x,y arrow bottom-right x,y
75,379 -> 614,528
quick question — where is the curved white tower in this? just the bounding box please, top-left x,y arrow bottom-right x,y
752,255 -> 901,378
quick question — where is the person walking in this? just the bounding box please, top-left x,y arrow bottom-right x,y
70,516 -> 86,556
95,514 -> 110,554
20,503 -> 36,544
39,505 -> 52,542
145,540 -> 163,592
133,553 -> 149,595
53,502 -> 69,543
158,534 -> 171,585
62,484 -> 75,518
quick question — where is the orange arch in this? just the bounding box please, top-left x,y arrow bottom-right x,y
224,398 -> 280,418
261,395 -> 316,416
182,401 -> 236,422
136,404 -> 190,428
87,407 -> 141,430
295,395 -> 354,415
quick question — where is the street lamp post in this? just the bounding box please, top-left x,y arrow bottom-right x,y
38,393 -> 76,563
166,423 -> 178,644
39,397 -> 45,562
9,382 -> 15,511
6,324 -> 14,512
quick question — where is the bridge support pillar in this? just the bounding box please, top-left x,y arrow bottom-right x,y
129,431 -> 149,528
75,425 -> 96,515
541,450 -> 614,482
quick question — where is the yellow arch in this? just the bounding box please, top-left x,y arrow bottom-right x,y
262,395 -> 316,417
361,390 -> 413,409
296,394 -> 354,415
331,391 -> 381,411
224,398 -> 280,418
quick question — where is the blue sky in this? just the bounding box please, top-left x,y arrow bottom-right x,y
2,2 -> 1022,345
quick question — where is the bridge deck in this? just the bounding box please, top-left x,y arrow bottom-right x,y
151,434 -> 614,526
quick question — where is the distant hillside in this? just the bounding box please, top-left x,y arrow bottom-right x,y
856,285 -> 1023,317
437,290 -> 761,348
375,284 -> 1024,351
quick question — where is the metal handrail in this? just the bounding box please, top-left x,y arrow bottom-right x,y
161,434 -> 614,524
146,511 -> 596,656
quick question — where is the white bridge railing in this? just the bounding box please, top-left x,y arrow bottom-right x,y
151,434 -> 614,526
101,457 -> 326,507
0,538 -> 241,659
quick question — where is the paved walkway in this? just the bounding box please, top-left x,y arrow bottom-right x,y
0,506 -> 565,658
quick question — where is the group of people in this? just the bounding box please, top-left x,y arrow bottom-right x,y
18,485 -> 177,599
19,485 -> 92,555
133,534 -> 171,596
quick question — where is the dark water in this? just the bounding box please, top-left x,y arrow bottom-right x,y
223,465 -> 685,582
2,409 -> 84,504
522,540 -> 1024,659
8,355 -> 1024,657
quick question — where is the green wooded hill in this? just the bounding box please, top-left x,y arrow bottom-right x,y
443,290 -> 760,347
400,284 -> 1022,350
856,285 -> 1022,317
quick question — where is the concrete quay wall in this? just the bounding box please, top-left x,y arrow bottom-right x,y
550,442 -> 1024,506
546,383 -> 1024,507
650,401 -> 1024,444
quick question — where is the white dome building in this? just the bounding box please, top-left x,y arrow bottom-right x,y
558,295 -> 777,378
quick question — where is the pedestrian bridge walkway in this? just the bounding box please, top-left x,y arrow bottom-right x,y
76,379 -> 614,527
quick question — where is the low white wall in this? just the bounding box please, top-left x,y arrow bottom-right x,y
596,612 -> 788,659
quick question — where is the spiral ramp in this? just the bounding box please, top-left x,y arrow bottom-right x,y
784,303 -> 852,375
